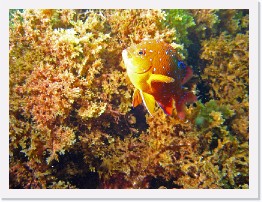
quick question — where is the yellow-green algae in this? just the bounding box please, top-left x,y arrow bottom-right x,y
9,9 -> 249,189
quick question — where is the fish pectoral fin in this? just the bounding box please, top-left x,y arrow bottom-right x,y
149,74 -> 175,84
132,89 -> 142,107
140,91 -> 155,115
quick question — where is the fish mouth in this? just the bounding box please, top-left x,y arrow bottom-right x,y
122,49 -> 152,74
135,65 -> 152,74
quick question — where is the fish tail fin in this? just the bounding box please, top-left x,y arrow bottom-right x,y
175,91 -> 197,120
181,66 -> 193,85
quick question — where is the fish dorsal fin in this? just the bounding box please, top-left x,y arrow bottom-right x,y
140,91 -> 155,115
149,74 -> 175,84
132,89 -> 142,107
181,66 -> 193,85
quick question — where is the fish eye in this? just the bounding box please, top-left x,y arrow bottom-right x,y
138,49 -> 146,55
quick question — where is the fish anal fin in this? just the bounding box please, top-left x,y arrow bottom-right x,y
181,66 -> 193,85
157,98 -> 173,116
149,74 -> 175,84
175,91 -> 197,120
132,89 -> 142,108
141,91 -> 155,115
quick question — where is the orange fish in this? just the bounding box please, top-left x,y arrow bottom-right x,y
122,39 -> 197,120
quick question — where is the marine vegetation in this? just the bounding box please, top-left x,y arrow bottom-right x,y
9,9 -> 249,189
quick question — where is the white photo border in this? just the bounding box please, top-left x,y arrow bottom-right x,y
1,0 -> 259,199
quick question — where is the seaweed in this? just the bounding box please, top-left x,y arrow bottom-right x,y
9,9 -> 249,189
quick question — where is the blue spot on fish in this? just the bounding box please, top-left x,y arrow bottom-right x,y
178,61 -> 186,69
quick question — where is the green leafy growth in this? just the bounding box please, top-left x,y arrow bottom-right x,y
9,9 -> 24,22
163,9 -> 196,57
193,100 -> 235,128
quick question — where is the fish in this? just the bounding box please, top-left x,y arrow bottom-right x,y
122,39 -> 197,120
